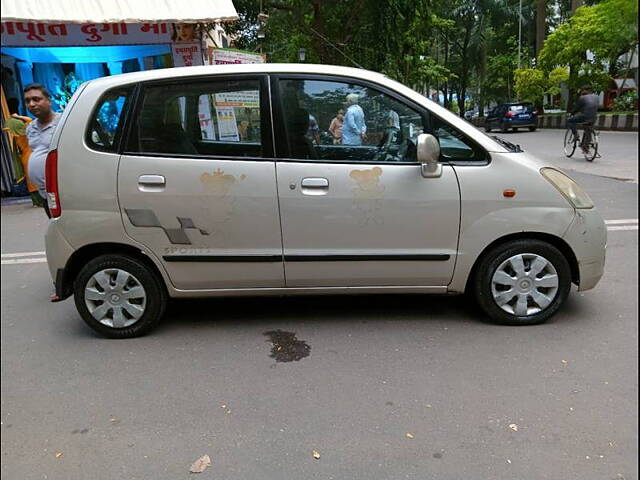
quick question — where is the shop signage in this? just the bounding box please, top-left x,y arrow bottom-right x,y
210,48 -> 264,65
1,22 -> 173,46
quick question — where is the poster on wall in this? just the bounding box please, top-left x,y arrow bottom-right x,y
214,91 -> 260,108
171,42 -> 203,67
215,107 -> 240,142
198,95 -> 215,140
210,48 -> 265,65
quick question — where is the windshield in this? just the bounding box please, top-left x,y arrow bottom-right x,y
508,104 -> 534,113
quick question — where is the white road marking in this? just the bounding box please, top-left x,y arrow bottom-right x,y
605,219 -> 638,225
1,251 -> 46,258
607,225 -> 638,231
1,218 -> 637,265
1,258 -> 47,265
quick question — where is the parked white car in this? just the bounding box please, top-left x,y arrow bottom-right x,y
44,64 -> 606,337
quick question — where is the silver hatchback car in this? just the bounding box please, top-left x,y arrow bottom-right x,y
44,64 -> 606,338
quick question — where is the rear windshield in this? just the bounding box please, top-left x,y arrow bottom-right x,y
508,104 -> 534,113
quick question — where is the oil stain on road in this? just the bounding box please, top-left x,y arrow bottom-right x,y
264,330 -> 311,362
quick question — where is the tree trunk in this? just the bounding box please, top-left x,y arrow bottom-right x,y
535,0 -> 546,57
443,36 -> 450,108
567,64 -> 577,111
310,0 -> 326,62
570,0 -> 584,15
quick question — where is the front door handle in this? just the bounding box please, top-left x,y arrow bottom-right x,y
301,178 -> 329,188
300,177 -> 329,196
137,175 -> 165,192
138,175 -> 166,186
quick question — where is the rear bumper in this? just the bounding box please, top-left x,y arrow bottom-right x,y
45,220 -> 75,297
505,119 -> 538,127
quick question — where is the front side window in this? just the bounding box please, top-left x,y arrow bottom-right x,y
87,87 -> 132,152
127,79 -> 262,157
277,78 -> 424,163
430,116 -> 485,161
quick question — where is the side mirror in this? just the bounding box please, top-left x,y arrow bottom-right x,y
417,133 -> 442,178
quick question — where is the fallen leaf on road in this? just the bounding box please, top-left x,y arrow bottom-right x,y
190,455 -> 211,473
509,424 -> 519,432
406,433 -> 414,439
312,450 -> 321,459
55,452 -> 63,458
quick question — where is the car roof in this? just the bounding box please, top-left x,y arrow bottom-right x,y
83,63 -> 390,88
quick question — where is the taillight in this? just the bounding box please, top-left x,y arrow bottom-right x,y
45,149 -> 61,218
505,111 -> 515,118
533,110 -> 538,115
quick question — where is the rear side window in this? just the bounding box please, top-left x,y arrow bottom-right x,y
86,87 -> 133,152
126,79 -> 263,158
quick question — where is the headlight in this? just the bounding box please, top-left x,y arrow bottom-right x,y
541,168 -> 594,209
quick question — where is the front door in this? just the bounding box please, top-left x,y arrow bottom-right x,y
273,76 -> 461,287
118,76 -> 284,290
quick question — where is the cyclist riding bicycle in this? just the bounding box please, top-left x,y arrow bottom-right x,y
567,85 -> 598,154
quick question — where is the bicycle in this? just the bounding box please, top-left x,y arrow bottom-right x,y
564,121 -> 599,162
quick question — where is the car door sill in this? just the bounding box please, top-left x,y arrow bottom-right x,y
168,285 -> 449,298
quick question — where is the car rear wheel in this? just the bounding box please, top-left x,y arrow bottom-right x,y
485,123 -> 492,132
501,123 -> 509,133
74,255 -> 167,338
474,240 -> 571,325
529,126 -> 537,132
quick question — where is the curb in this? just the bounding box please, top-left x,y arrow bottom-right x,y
1,196 -> 32,206
472,113 -> 638,131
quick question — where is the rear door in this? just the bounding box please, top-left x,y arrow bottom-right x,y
117,75 -> 284,290
272,75 -> 462,287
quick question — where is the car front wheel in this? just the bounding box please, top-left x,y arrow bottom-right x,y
74,255 -> 167,338
474,240 -> 571,325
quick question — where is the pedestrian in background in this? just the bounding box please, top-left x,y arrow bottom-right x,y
328,108 -> 344,144
342,93 -> 367,146
6,98 -> 43,208
23,83 -> 60,218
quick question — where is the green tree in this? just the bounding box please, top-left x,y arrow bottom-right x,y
514,66 -> 569,103
539,0 -> 638,106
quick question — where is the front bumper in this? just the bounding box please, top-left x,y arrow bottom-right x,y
562,208 -> 607,291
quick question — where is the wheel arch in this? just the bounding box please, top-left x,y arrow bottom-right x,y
57,243 -> 166,300
464,232 -> 580,294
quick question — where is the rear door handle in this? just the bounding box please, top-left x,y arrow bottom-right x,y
138,175 -> 166,186
301,177 -> 329,188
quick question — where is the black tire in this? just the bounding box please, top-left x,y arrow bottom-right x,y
513,127 -> 518,132
473,240 -> 572,325
583,131 -> 598,162
501,123 -> 509,133
485,124 -> 492,132
529,126 -> 537,132
74,255 -> 167,338
563,129 -> 576,157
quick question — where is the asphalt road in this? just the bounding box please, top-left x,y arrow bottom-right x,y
1,129 -> 638,480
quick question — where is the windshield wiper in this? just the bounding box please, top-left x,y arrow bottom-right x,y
491,135 -> 523,153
